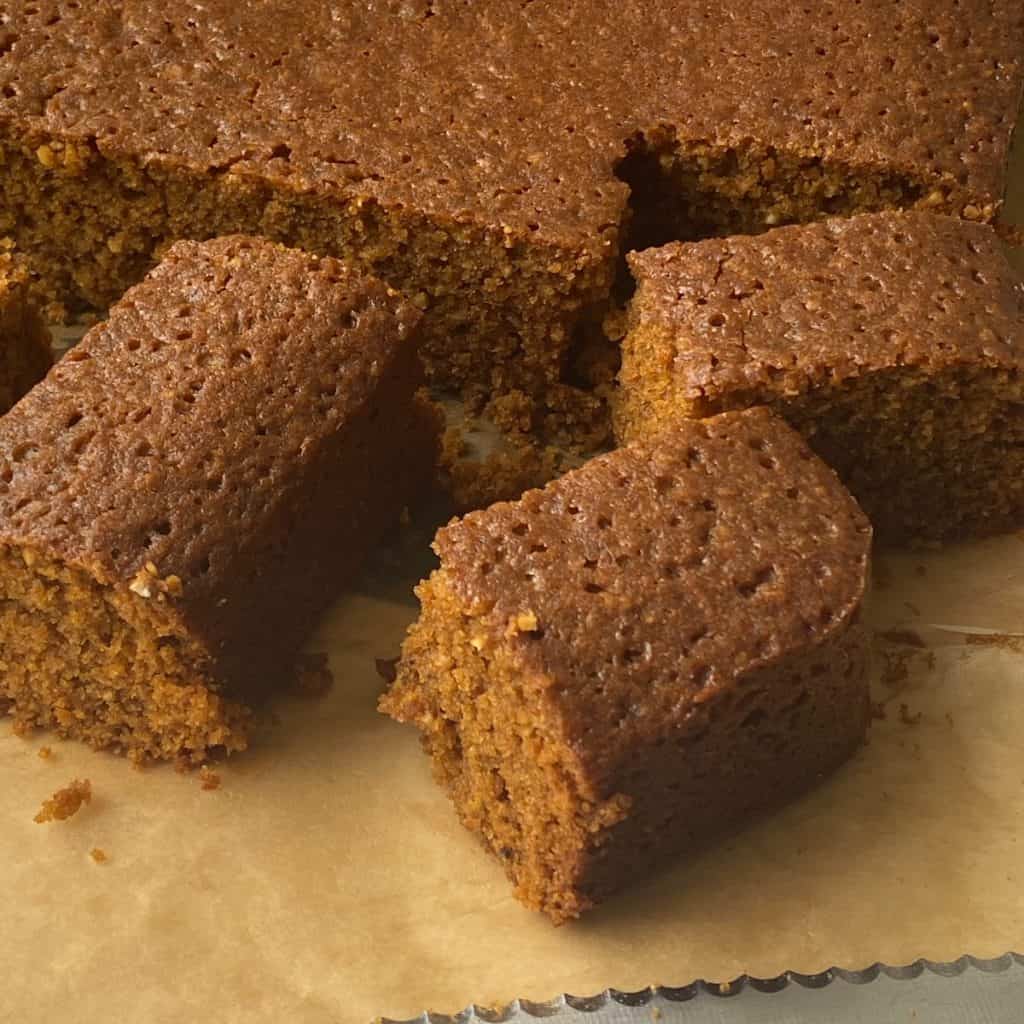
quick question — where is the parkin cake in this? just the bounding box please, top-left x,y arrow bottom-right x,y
617,212 -> 1024,543
382,408 -> 872,922
0,235 -> 439,763
1,1 -> 1020,417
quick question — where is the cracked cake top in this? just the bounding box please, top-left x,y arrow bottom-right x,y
625,211 -> 1024,402
1,0 -> 1021,252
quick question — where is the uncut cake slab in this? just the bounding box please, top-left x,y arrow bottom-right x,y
1,5 -> 1024,1024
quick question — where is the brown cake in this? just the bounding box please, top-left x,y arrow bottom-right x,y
1,1 -> 1020,416
617,212 -> 1024,543
381,408 -> 872,923
0,250 -> 51,413
0,235 -> 439,763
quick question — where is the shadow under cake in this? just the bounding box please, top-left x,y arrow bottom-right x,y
0,249 -> 51,413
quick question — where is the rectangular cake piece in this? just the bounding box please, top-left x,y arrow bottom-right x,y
381,408 -> 871,922
0,250 -> 51,413
618,212 -> 1024,543
0,2 -> 1020,418
0,235 -> 439,763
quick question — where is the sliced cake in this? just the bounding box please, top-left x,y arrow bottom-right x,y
0,235 -> 439,762
618,212 -> 1024,542
382,408 -> 871,922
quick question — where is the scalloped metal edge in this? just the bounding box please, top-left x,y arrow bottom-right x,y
381,952 -> 1024,1023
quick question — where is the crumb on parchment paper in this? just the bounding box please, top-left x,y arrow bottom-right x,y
34,778 -> 91,824
291,652 -> 335,699
90,848 -> 108,864
198,766 -> 221,791
37,745 -> 52,760
375,657 -> 399,685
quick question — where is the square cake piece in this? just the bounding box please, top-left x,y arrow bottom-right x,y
381,408 -> 871,922
0,250 -> 51,414
1,2 -> 1021,414
0,235 -> 439,763
618,212 -> 1024,543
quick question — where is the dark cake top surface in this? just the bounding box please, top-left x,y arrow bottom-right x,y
2,1 -> 1021,247
629,212 -> 1024,399
434,408 -> 871,777
0,235 -> 418,591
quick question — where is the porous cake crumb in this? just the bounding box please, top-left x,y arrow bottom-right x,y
383,408 -> 872,921
34,778 -> 91,824
440,426 -> 569,513
198,767 -> 221,792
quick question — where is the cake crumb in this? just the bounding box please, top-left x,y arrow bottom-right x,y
375,657 -> 399,685
880,649 -> 911,688
128,569 -> 153,598
198,766 -> 221,791
898,703 -> 923,726
964,632 -> 1024,655
877,628 -> 926,648
90,847 -> 108,864
34,778 -> 92,823
291,652 -> 334,699
507,610 -> 539,635
440,424 -> 568,512
37,745 -> 52,760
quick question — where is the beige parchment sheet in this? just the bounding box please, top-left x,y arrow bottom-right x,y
2,126 -> 1023,1024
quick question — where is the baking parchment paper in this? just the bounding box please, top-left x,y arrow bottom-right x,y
1,123 -> 1022,1024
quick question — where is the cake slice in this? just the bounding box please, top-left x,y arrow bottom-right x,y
617,212 -> 1024,543
0,235 -> 439,763
381,408 -> 871,923
0,249 -> 51,413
